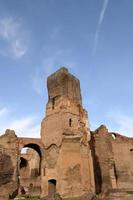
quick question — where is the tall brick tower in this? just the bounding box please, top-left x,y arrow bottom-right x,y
41,67 -> 95,197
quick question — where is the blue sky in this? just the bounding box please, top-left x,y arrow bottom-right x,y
0,0 -> 133,138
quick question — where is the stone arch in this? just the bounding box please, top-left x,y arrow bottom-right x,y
18,138 -> 44,168
22,143 -> 42,158
18,138 -> 44,185
18,138 -> 43,155
19,142 -> 43,176
18,140 -> 43,196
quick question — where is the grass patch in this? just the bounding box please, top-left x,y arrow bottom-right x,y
16,198 -> 80,200
63,197 -> 80,200
16,197 -> 40,200
28,198 -> 39,200
16,196 -> 81,200
126,191 -> 133,194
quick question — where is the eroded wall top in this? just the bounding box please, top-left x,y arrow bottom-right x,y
47,67 -> 82,104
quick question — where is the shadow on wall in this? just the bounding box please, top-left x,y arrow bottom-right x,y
0,153 -> 14,186
9,186 -> 26,199
90,133 -> 102,194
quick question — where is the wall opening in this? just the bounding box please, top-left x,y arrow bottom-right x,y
19,143 -> 42,196
110,163 -> 117,189
69,118 -> 72,127
20,143 -> 42,176
112,133 -> 117,140
48,179 -> 56,196
90,134 -> 102,194
52,97 -> 55,110
20,157 -> 28,169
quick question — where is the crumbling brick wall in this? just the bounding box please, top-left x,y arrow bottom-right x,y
0,129 -> 19,199
91,125 -> 133,194
111,133 -> 133,189
90,125 -> 114,194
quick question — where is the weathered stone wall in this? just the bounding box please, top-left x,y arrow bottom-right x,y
47,67 -> 82,104
58,138 -> 95,197
0,131 -> 43,199
111,133 -> 133,189
91,125 -> 133,195
90,125 -> 115,194
0,129 -> 19,199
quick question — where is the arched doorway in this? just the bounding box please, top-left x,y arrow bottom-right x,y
21,143 -> 42,174
19,143 -> 42,196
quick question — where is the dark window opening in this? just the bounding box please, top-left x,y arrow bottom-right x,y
113,164 -> 118,181
52,97 -> 55,110
20,157 -> 28,169
48,179 -> 56,196
69,118 -> 72,127
20,186 -> 26,195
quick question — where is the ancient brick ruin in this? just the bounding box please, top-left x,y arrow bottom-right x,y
0,67 -> 133,199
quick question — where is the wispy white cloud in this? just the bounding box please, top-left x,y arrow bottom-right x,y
31,54 -> 60,96
0,107 -> 9,117
31,25 -> 76,96
93,0 -> 109,55
0,17 -> 28,58
0,107 -> 40,138
8,116 -> 35,130
108,112 -> 133,138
